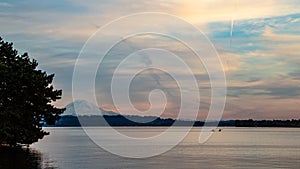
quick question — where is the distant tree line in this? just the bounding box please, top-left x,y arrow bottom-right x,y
45,115 -> 236,127
235,119 -> 300,127
46,115 -> 300,127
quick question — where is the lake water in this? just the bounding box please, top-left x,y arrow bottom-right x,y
1,127 -> 299,169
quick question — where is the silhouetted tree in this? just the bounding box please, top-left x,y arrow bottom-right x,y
0,37 -> 64,146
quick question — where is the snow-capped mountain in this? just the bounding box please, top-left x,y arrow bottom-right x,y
63,100 -> 118,116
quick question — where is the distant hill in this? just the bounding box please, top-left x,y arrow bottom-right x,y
52,100 -> 204,126
52,115 -> 178,127
46,115 -> 235,127
53,100 -> 186,126
43,100 -> 233,127
45,100 -> 299,127
235,119 -> 300,127
47,116 -> 300,127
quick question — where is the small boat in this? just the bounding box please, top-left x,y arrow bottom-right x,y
211,129 -> 222,132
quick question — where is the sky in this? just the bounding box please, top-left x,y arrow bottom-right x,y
1,0 -> 300,120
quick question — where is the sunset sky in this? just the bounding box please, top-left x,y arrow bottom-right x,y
1,0 -> 300,120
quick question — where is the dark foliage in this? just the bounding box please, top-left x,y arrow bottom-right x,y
0,147 -> 45,169
235,119 -> 300,127
0,37 -> 64,146
50,115 -> 235,127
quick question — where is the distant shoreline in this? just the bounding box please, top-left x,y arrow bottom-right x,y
44,115 -> 300,128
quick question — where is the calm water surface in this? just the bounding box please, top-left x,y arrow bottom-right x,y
1,127 -> 299,169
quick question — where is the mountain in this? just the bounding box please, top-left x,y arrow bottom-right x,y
63,100 -> 118,116
48,102 -> 300,127
53,100 -> 228,127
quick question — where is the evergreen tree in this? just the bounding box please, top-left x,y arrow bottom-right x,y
0,37 -> 65,146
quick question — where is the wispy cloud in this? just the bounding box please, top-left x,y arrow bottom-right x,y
1,0 -> 299,119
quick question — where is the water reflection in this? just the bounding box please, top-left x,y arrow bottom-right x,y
0,147 -> 56,169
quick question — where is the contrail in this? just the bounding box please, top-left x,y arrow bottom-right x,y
230,18 -> 234,47
230,0 -> 238,47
